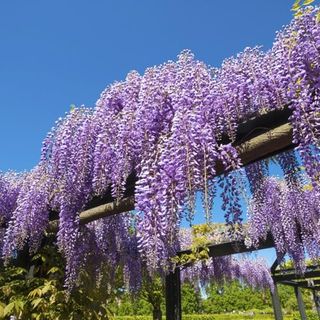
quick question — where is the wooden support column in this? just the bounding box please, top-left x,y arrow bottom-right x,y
165,267 -> 181,320
312,289 -> 320,317
294,287 -> 307,320
271,283 -> 283,320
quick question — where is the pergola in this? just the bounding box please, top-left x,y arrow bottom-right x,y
16,106 -> 316,319
48,107 -> 293,230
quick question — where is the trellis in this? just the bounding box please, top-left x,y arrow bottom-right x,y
167,240 -> 320,320
43,107 -> 305,320
4,107 -> 312,319
1,7 -> 320,319
48,107 -> 293,231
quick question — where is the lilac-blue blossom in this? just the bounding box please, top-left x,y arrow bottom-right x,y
1,7 -> 320,290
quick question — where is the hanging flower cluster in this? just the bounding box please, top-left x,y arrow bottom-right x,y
0,171 -> 23,252
0,172 -> 23,224
181,257 -> 274,292
178,225 -> 273,291
246,177 -> 320,273
1,6 -> 320,288
86,214 -> 143,293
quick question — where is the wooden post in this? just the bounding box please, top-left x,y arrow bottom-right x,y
312,289 -> 320,317
294,287 -> 307,320
271,283 -> 283,320
165,267 -> 181,320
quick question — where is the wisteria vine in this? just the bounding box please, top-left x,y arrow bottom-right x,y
0,6 -> 320,290
246,177 -> 320,273
181,257 -> 274,293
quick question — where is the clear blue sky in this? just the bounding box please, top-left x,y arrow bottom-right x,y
0,0 -> 295,171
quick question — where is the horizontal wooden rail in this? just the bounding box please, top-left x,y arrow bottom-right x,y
273,268 -> 320,282
279,279 -> 320,289
178,232 -> 274,262
48,196 -> 135,232
48,122 -> 293,231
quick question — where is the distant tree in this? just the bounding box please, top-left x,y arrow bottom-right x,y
278,284 -> 314,312
202,281 -> 271,314
181,282 -> 202,314
140,274 -> 164,320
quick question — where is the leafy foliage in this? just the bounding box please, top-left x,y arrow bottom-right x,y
0,245 -> 117,319
1,3 -> 320,299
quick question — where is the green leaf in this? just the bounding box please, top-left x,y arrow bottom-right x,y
32,253 -> 46,263
14,300 -> 24,312
41,283 -> 54,295
303,0 -> 315,5
12,267 -> 27,276
316,11 -> 320,23
31,253 -> 41,261
0,303 -> 4,318
31,298 -> 43,309
3,302 -> 15,316
292,0 -> 301,11
47,267 -> 60,275
28,288 -> 42,298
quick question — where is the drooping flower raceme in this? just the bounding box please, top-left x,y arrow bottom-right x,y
246,177 -> 320,273
181,257 -> 274,292
0,172 -> 24,252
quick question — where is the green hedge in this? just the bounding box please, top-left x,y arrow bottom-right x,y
115,312 -> 319,320
115,314 -> 275,320
292,310 -> 319,320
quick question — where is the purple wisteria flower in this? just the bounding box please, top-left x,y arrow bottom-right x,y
1,6 -> 320,290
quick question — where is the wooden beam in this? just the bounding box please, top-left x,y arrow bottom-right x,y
271,283 -> 283,320
279,279 -> 320,289
273,265 -> 320,275
273,269 -> 320,282
48,122 -> 293,230
178,232 -> 274,260
165,267 -> 181,320
79,196 -> 135,225
236,123 -> 293,166
295,287 -> 307,320
48,196 -> 135,232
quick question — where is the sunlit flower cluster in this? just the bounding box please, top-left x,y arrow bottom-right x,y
246,176 -> 320,273
181,257 -> 274,292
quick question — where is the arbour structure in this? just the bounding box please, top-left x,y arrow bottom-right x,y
2,7 -> 320,319
48,107 -> 293,231
45,107 -> 300,319
9,102 -> 296,318
169,232 -> 275,320
168,238 -> 320,320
